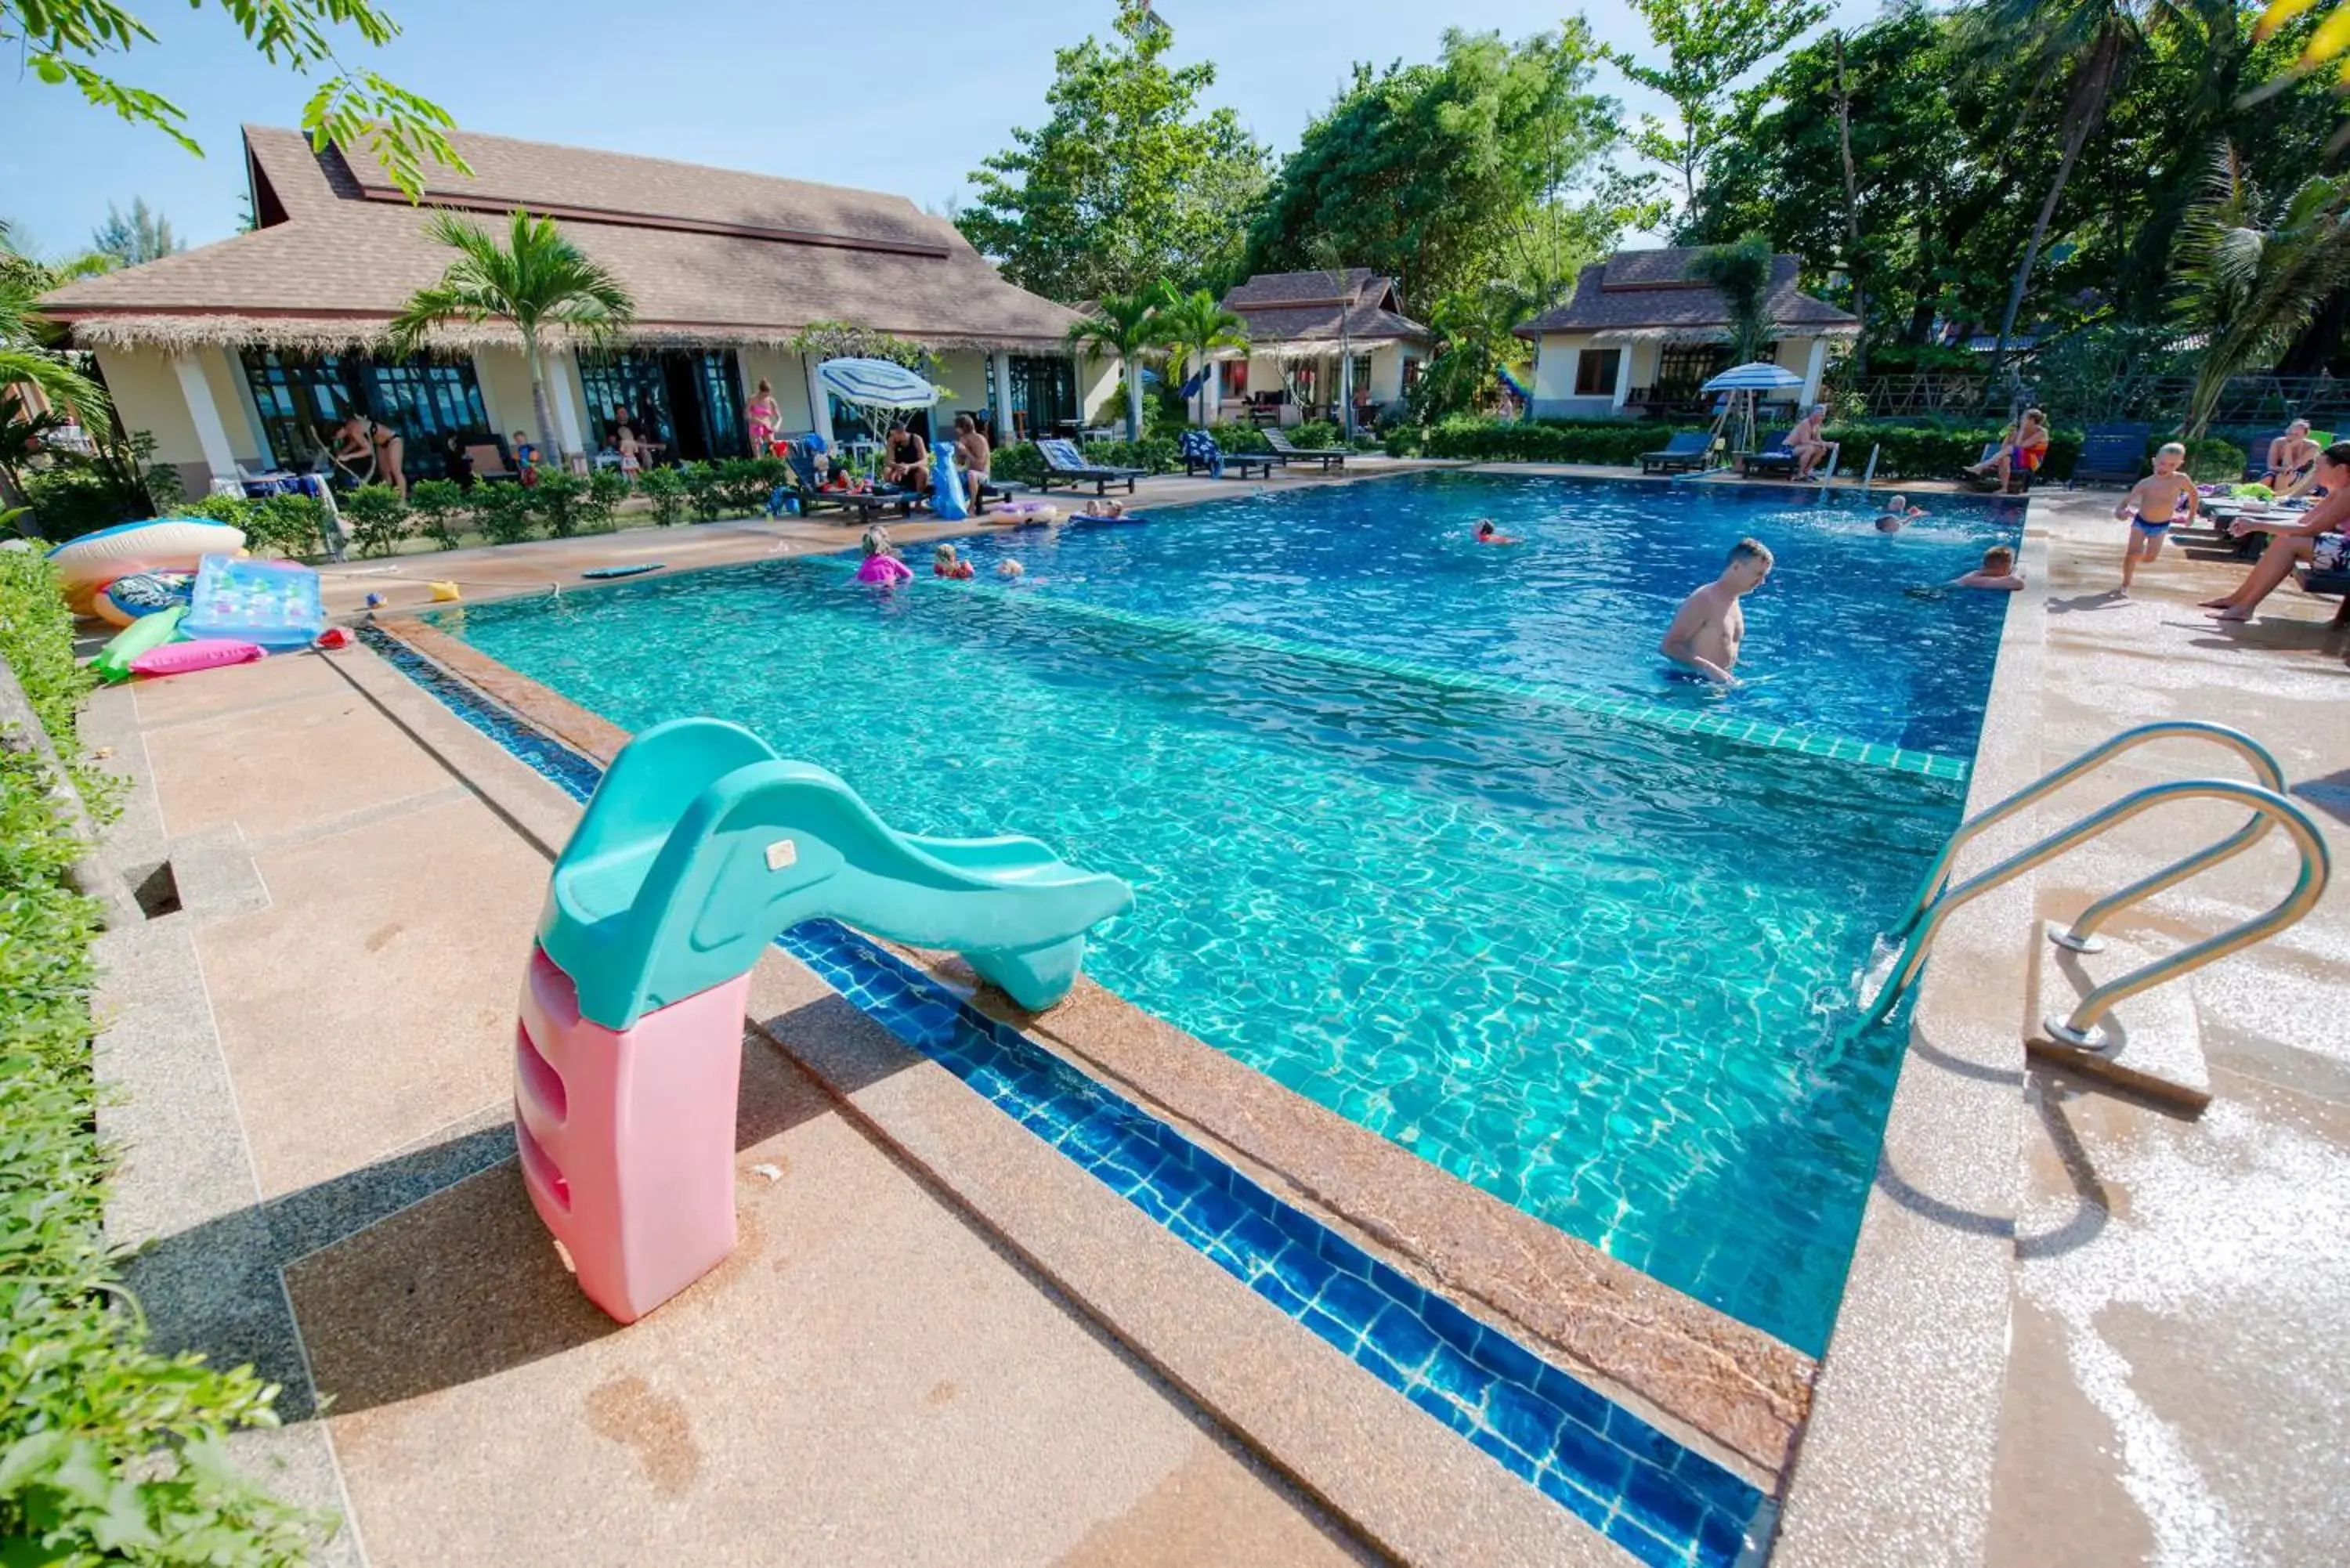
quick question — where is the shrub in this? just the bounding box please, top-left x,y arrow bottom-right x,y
474,481 -> 539,545
2180,437 -> 2245,483
677,461 -> 728,522
1382,414 -> 2099,481
0,549 -> 325,1563
244,493 -> 326,558
586,468 -> 630,531
407,479 -> 469,550
1205,421 -> 1271,454
992,443 -> 1046,486
533,469 -> 588,537
342,484 -> 410,558
712,457 -> 786,514
1079,435 -> 1179,474
21,465 -> 136,542
637,464 -> 687,526
1292,420 -> 1343,452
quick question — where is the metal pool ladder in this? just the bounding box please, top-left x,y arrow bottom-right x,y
1865,721 -> 2330,1050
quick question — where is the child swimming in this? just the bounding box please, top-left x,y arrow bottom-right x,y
855,524 -> 912,584
996,558 -> 1025,580
1474,519 -> 1520,545
2114,443 -> 2199,595
1873,494 -> 1925,533
1950,544 -> 2025,591
933,543 -> 974,580
1077,499 -> 1126,519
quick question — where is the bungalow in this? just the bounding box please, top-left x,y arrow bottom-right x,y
1514,248 -> 1860,421
36,126 -> 1117,494
1213,269 -> 1433,427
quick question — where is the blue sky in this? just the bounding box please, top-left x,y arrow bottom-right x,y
2,0 -> 1870,258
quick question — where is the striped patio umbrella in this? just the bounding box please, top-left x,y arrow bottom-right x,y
815,357 -> 941,410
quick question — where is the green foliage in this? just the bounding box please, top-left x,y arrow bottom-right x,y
1412,281 -> 1537,423
1154,287 -> 1249,425
12,0 -> 462,202
992,443 -> 1047,486
635,464 -> 686,527
957,2 -> 1271,298
21,465 -> 133,542
1067,289 -> 1170,442
1387,414 -> 2087,478
91,197 -> 180,266
2180,435 -> 2246,481
531,469 -> 588,538
341,483 -> 409,557
676,461 -> 727,522
1,247 -> 111,432
1603,0 -> 1831,210
1688,233 -> 1777,364
472,481 -> 538,545
1203,422 -> 1271,454
1078,435 -> 1179,474
585,467 -> 629,531
245,494 -> 325,558
783,323 -> 935,373
1243,23 -> 1621,305
405,478 -> 468,550
0,549 -> 324,1565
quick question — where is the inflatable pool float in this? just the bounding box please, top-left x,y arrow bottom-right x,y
989,500 -> 1061,525
47,518 -> 246,614
92,605 -> 188,685
95,570 -> 196,627
130,639 -> 266,678
183,554 -> 325,650
583,563 -> 663,580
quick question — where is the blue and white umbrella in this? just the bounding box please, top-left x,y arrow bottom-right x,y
815,357 -> 940,410
1699,362 -> 1804,393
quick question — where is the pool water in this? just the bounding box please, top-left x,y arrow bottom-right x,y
438,473 -> 2017,1355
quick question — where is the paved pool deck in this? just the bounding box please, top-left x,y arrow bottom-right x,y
81,464 -> 2349,1565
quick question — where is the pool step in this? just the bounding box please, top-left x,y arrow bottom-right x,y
2024,919 -> 2211,1114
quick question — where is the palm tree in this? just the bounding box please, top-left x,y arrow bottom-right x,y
1415,282 -> 1535,422
2175,143 -> 2350,437
1066,288 -> 1166,442
389,210 -> 634,464
1152,287 -> 1248,426
1689,234 -> 1777,367
1,221 -> 114,430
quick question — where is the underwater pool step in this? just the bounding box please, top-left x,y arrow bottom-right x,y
822,557 -> 1970,784
2026,919 -> 2211,1113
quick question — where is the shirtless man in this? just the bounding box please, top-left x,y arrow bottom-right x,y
2261,420 -> 2321,499
2204,440 -> 2350,622
1661,537 -> 1773,685
2113,441 -> 2200,595
1788,406 -> 1837,480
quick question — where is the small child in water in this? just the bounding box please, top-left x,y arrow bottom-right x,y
855,524 -> 912,584
1474,518 -> 1520,545
1950,544 -> 2025,591
1873,495 -> 1925,533
2114,442 -> 2199,595
933,544 -> 974,580
1078,500 -> 1126,519
996,558 -> 1025,580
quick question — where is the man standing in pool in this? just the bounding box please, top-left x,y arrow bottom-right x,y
1661,537 -> 1773,685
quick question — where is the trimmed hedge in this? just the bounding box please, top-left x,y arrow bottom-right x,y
0,549 -> 324,1563
1383,414 -> 2100,481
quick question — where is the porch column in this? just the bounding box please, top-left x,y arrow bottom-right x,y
173,352 -> 240,493
989,352 -> 1012,444
1338,353 -> 1354,437
1799,337 -> 1829,410
803,353 -> 834,444
1611,342 -> 1633,412
545,349 -> 588,469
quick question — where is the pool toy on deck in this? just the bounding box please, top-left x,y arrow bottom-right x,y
582,563 -> 664,580
47,518 -> 246,614
183,554 -> 324,649
855,553 -> 913,585
429,581 -> 462,602
95,570 -> 196,627
930,441 -> 969,522
515,717 -> 1132,1322
314,627 -> 355,650
129,638 -> 266,678
91,605 -> 187,684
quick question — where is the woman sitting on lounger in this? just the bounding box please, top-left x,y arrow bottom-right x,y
2202,442 -> 2350,622
2261,421 -> 2323,499
1961,409 -> 2048,490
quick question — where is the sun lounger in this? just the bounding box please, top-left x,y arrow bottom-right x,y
1737,429 -> 1797,479
1262,428 -> 1347,473
777,444 -> 914,523
1036,438 -> 1144,495
1640,430 -> 1713,475
462,441 -> 518,483
1958,442 -> 2035,495
2300,562 -> 2350,626
1177,430 -> 1273,479
2070,421 -> 2151,488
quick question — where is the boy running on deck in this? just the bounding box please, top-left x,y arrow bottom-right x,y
2115,443 -> 2199,595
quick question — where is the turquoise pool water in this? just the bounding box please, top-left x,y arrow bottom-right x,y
437,473 -> 2016,1354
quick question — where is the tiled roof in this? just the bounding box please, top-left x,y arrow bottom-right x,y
40,127 -> 1083,352
1220,269 -> 1430,346
1515,248 -> 1860,338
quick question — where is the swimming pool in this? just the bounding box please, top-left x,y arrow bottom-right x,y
435,471 -> 2019,1355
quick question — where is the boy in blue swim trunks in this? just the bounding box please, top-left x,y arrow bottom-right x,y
2115,442 -> 2199,596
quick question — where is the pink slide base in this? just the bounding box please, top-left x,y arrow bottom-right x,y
515,945 -> 751,1323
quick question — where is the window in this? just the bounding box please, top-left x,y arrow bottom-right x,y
1349,353 -> 1372,396
577,351 -> 677,454
237,349 -> 490,480
691,352 -> 747,461
1654,345 -> 1731,397
1008,355 -> 1077,439
1574,348 -> 1622,397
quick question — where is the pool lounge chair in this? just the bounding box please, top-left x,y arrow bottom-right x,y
2300,560 -> 2350,626
1262,428 -> 1347,473
778,445 -> 915,524
2070,421 -> 2152,488
1177,430 -> 1273,479
1960,442 -> 2035,495
1036,438 -> 1144,495
1737,429 -> 1797,479
1640,431 -> 1713,475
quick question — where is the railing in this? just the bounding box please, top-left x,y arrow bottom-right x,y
1869,723 -> 2331,1051
1845,370 -> 2350,428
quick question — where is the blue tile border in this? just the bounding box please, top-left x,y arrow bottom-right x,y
363,624 -> 1775,1568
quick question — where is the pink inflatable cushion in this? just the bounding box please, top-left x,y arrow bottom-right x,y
129,638 -> 267,677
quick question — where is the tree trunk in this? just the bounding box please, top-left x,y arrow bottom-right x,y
1990,27 -> 2124,376
1125,361 -> 1144,443
1834,34 -> 1870,382
524,327 -> 564,470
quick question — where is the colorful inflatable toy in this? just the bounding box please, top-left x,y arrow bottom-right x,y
129,639 -> 266,678
92,605 -> 188,685
46,518 -> 246,615
94,570 -> 196,627
989,500 -> 1062,525
183,554 -> 324,649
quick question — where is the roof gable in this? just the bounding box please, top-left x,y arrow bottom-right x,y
1220,269 -> 1428,345
1514,247 -> 1860,338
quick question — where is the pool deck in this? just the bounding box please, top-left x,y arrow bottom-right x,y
80,464 -> 2348,1565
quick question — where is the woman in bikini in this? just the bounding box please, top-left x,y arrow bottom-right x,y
2261,421 -> 2322,498
747,380 -> 782,457
2203,441 -> 2350,622
334,413 -> 407,498
1961,408 -> 2048,490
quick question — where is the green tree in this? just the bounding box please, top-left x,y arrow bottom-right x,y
4,0 -> 467,199
1689,233 -> 1777,365
1243,23 -> 1621,305
0,223 -> 110,430
2175,144 -> 2350,435
1603,0 -> 1830,212
1412,281 -> 1535,423
1153,287 -> 1248,426
958,3 -> 1268,301
389,210 -> 635,465
90,197 -> 179,266
1066,288 -> 1166,441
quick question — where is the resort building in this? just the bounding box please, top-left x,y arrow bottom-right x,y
35,126 -> 1117,494
1516,248 -> 1860,421
1214,269 -> 1433,426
